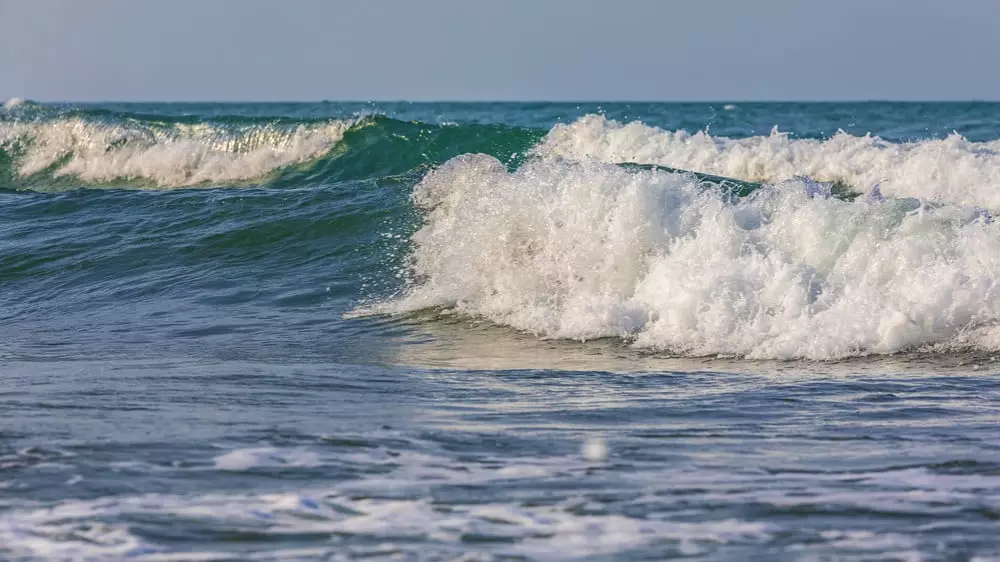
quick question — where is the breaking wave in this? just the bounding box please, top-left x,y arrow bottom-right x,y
536,114 -> 1000,210
367,153 -> 1000,360
0,110 -> 541,190
0,115 -> 353,188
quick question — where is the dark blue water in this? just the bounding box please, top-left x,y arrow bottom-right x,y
2,100 -> 1000,560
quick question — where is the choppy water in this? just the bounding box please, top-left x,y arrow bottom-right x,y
2,100 -> 1000,560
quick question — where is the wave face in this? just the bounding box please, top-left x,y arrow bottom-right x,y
4,102 -> 1000,360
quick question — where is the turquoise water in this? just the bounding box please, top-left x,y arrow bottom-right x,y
2,100 -> 1000,560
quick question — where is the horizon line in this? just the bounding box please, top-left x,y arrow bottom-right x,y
9,98 -> 1000,105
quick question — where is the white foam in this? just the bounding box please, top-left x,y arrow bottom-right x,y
213,447 -> 321,471
0,490 -> 772,560
0,501 -> 154,560
372,154 -> 1000,360
2,97 -> 26,110
1,445 -> 986,559
536,114 -> 1000,210
0,117 -> 352,187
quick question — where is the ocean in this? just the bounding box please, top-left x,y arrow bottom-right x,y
2,99 -> 1000,560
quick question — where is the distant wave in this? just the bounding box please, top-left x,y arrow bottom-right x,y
0,115 -> 353,188
2,97 -> 28,110
0,111 -> 541,190
536,114 -> 1000,210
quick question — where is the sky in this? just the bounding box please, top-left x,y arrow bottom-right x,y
1,0 -> 998,102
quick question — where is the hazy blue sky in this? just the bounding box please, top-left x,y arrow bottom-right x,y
1,0 -> 998,101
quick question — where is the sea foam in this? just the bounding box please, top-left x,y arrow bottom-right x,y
536,114 -> 1000,210
377,154 -> 1000,360
2,97 -> 27,111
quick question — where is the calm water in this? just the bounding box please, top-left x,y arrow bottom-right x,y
2,100 -> 1000,560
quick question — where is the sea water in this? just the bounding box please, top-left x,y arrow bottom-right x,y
2,100 -> 1000,560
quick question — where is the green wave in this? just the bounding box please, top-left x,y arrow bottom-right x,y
0,110 -> 545,191
265,115 -> 544,189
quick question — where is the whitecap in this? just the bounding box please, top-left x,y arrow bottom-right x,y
535,114 -> 1000,210
0,117 -> 352,187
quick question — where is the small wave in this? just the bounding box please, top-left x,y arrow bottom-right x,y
214,447 -> 322,471
0,116 -> 353,188
366,154 -> 1000,360
2,97 -> 27,111
536,114 -> 1000,210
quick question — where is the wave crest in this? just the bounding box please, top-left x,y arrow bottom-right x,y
2,97 -> 28,111
0,116 -> 352,188
536,114 -> 1000,210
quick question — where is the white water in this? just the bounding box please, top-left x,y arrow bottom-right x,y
2,97 -> 27,111
0,448 -> 775,561
376,153 -> 1000,360
537,114 -> 1000,210
3,441 -> 991,559
0,117 -> 352,187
